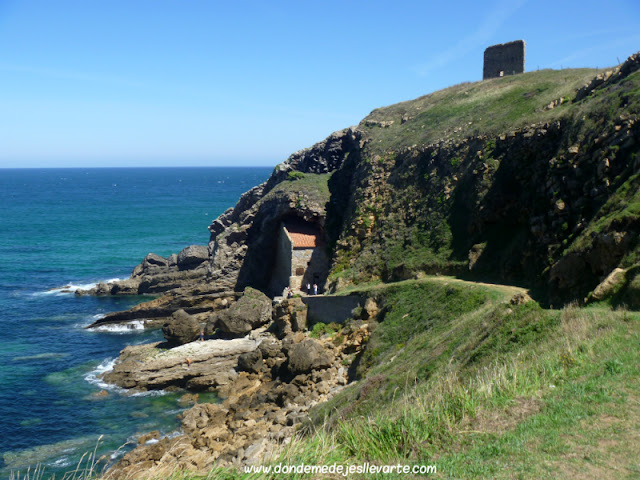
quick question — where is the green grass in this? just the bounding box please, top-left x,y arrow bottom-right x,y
360,68 -> 599,154
261,173 -> 332,209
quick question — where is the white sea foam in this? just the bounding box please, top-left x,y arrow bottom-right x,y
75,313 -> 106,329
84,358 -> 167,397
35,278 -> 124,296
129,389 -> 167,398
84,358 -> 120,391
49,457 -> 72,468
88,320 -> 146,334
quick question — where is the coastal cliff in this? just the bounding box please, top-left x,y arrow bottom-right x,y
93,51 -> 639,306
90,51 -> 640,478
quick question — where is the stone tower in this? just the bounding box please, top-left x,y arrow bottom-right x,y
483,40 -> 526,80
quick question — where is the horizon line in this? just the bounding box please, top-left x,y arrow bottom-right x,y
0,165 -> 276,170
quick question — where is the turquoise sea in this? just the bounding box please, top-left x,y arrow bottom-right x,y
0,167 -> 271,478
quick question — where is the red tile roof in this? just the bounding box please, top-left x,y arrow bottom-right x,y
288,231 -> 319,248
284,220 -> 324,249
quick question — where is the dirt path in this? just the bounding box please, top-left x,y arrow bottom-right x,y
337,275 -> 531,302
420,275 -> 530,299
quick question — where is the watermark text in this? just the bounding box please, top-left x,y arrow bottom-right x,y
244,462 -> 436,476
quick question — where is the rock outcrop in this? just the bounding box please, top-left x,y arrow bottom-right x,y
285,338 -> 334,375
87,288 -> 238,330
162,309 -> 201,346
206,128 -> 364,293
102,337 -> 259,391
212,288 -> 272,336
274,297 -> 308,337
77,246 -> 210,297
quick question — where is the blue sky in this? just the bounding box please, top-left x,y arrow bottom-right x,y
0,0 -> 639,168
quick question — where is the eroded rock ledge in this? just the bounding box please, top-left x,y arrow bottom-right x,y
76,245 -> 210,296
100,292 -> 376,478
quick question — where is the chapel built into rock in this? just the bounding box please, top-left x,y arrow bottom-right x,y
270,217 -> 328,296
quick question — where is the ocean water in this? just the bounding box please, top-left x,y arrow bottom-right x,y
0,167 -> 271,478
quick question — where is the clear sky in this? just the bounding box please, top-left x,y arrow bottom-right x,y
0,0 -> 639,168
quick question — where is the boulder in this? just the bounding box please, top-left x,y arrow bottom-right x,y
132,253 -> 170,278
286,339 -> 333,375
177,245 -> 210,270
237,350 -> 263,374
110,278 -> 141,295
162,309 -> 200,346
216,288 -> 272,336
182,403 -> 229,436
363,297 -> 379,319
274,298 -> 307,338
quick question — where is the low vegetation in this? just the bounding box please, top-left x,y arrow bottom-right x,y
264,172 -> 332,210
360,68 -> 599,154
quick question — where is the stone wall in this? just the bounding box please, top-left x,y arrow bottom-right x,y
483,40 -> 526,80
291,248 -> 314,291
302,295 -> 363,325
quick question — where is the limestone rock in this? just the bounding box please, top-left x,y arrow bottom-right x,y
589,267 -> 626,301
237,349 -> 263,374
286,339 -> 334,374
102,338 -> 259,391
274,297 -> 307,338
363,297 -> 379,319
216,287 -> 272,336
177,245 -> 210,270
86,289 -> 238,330
510,292 -> 533,305
587,232 -> 631,277
129,253 -> 165,278
182,403 -> 229,435
138,431 -> 161,445
162,309 -> 200,346
109,278 -> 141,295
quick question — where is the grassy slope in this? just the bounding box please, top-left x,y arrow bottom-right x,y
361,68 -> 599,153
261,172 -> 332,208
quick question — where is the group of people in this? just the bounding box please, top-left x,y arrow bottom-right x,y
282,282 -> 319,298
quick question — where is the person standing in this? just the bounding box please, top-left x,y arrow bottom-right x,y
313,283 -> 318,295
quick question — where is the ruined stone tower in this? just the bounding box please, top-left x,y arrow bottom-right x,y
483,40 -> 526,80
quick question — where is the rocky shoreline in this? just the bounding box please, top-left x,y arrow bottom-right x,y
94,287 -> 375,478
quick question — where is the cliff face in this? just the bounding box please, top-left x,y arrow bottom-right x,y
205,51 -> 640,304
206,128 -> 364,292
